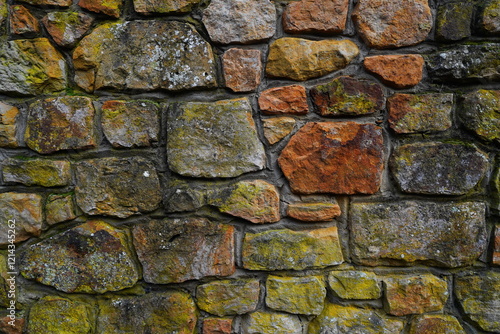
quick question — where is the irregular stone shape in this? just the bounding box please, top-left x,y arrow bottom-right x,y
75,157 -> 161,218
26,296 -> 93,334
134,0 -> 201,13
42,11 -> 94,48
426,44 -> 500,82
352,0 -> 432,49
203,318 -> 232,334
350,201 -> 487,267
78,0 -> 121,17
494,225 -> 500,265
309,303 -> 404,334
20,0 -> 71,6
101,100 -> 160,148
310,76 -> 384,116
455,271 -> 500,332
328,271 -> 381,299
0,38 -> 67,96
97,291 -> 197,334
73,21 -> 216,92
364,54 -> 424,89
196,278 -> 260,316
0,102 -> 20,147
390,142 -> 488,195
283,0 -> 349,34
25,96 -> 96,154
0,0 -> 6,32
435,2 -> 473,41
20,221 -> 140,293
278,122 -> 384,194
0,315 -> 24,334
2,159 -> 71,187
388,93 -> 453,134
459,90 -> 500,142
167,98 -> 266,178
258,85 -> 308,115
262,117 -> 296,145
266,38 -> 359,81
482,0 -> 500,35
45,193 -> 76,225
384,274 -> 448,316
202,0 -> 276,44
266,275 -> 326,315
209,180 -> 280,224
133,218 -> 235,284
9,5 -> 39,35
0,255 -> 10,307
0,193 -> 42,245
408,314 -> 466,334
287,202 -> 341,222
242,227 -> 343,271
242,311 -> 302,334
165,183 -> 207,213
223,48 -> 262,92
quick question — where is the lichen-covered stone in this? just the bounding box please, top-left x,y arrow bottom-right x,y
0,102 -> 20,147
435,2 -> 473,41
494,225 -> 500,265
202,0 -> 276,44
196,278 -> 260,316
455,271 -> 500,332
242,227 -> 343,271
283,0 -> 349,34
350,201 -> 487,267
278,122 -> 384,194
0,255 -> 9,307
25,96 -> 96,154
328,271 -> 381,299
0,0 -> 6,33
384,274 -> 448,316
266,275 -> 325,315
26,296 -> 93,334
20,221 -> 140,293
165,182 -> 207,213
427,44 -> 500,82
223,48 -> 262,92
459,89 -> 500,142
133,218 -> 235,284
42,11 -> 94,48
75,157 -> 161,218
259,85 -> 308,115
308,303 -> 404,334
97,291 -> 197,334
286,202 -> 341,222
387,93 -> 453,134
262,117 -> 296,145
2,158 -> 71,187
0,38 -> 67,96
390,142 -> 488,195
134,0 -> 201,14
209,180 -> 280,224
45,193 -> 76,225
364,54 -> 424,89
266,38 -> 359,81
408,314 -> 466,334
167,98 -> 266,178
310,76 -> 384,116
78,0 -> 122,17
203,318 -> 232,334
73,21 -> 216,92
353,0 -> 432,49
18,0 -> 70,6
101,100 -> 160,148
9,5 -> 39,35
0,193 -> 42,245
242,311 -> 302,334
481,0 -> 500,35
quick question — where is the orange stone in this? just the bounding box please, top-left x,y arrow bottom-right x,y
259,85 -> 308,115
283,0 -> 349,34
9,5 -> 39,35
287,202 -> 341,222
203,318 -> 232,334
223,48 -> 262,92
364,55 -> 424,89
78,0 -> 122,17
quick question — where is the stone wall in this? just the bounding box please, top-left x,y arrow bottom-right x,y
0,0 -> 499,332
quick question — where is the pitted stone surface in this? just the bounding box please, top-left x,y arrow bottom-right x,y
409,315 -> 466,334
0,102 -> 20,148
42,12 -> 93,48
283,0 -> 349,34
242,311 -> 302,334
223,48 -> 262,92
2,158 -> 71,187
364,54 -> 424,88
0,192 -> 42,245
134,0 -> 201,14
258,85 -> 308,115
459,89 -> 500,142
482,0 -> 500,35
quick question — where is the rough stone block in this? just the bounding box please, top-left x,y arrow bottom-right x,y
283,0 -> 348,34
42,11 -> 93,48
364,54 -> 424,89
203,317 -> 232,334
223,48 -> 262,92
494,225 -> 500,265
408,314 -> 466,334
286,202 -> 341,222
45,193 -> 76,225
258,85 -> 308,115
2,159 -> 71,187
0,193 -> 42,245
328,271 -> 381,300
459,89 -> 500,142
9,5 -> 39,35
78,0 -> 122,17
134,0 -> 201,13
435,2 -> 473,41
242,311 -> 302,334
262,117 -> 296,145
0,102 -> 19,148
481,0 -> 500,35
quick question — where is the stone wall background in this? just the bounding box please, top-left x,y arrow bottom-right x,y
0,0 -> 499,332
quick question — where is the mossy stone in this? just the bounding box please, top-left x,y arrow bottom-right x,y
435,2 -> 473,41
459,89 -> 500,142
328,271 -> 381,300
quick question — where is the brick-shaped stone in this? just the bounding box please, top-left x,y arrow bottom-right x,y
78,0 -> 121,17
45,193 -> 76,225
0,193 -> 42,245
2,159 -> 71,187
223,48 -> 262,92
286,202 -> 341,222
42,11 -> 94,48
283,0 -> 348,34
435,2 -> 473,41
258,85 -> 308,115
408,315 -> 466,334
364,55 -> 424,89
203,318 -> 232,334
328,271 -> 381,300
134,0 -> 201,14
242,311 -> 302,334
0,102 -> 19,148
262,117 -> 296,145
459,89 -> 500,142
481,0 -> 500,35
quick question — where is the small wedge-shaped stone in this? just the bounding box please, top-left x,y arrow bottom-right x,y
2,158 -> 71,187
266,38 -> 359,81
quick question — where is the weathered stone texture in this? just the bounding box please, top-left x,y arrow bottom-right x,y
258,85 -> 308,115
75,157 -> 161,218
266,38 -> 359,81
42,12 -> 94,48
2,159 -> 71,187
167,98 -> 266,178
134,0 -> 201,14
436,2 -> 473,41
78,0 -> 122,17
45,193 -> 76,225
350,201 -> 487,267
494,225 -> 500,265
0,193 -> 42,245
390,142 -> 488,195
223,48 -> 261,92
242,227 -> 343,271
18,0 -> 70,6
73,21 -> 216,92
482,0 -> 500,35
20,221 -> 140,293
0,102 -> 20,147
203,318 -> 232,334
262,117 -> 296,145
9,5 -> 39,35
328,271 -> 381,300
133,218 -> 235,284
0,315 -> 24,334
287,202 -> 341,222
408,314 -> 466,334
364,54 -> 425,89
279,122 -> 384,194
202,0 -> 276,44
242,311 -> 302,334
283,0 -> 349,34
459,90 -> 500,142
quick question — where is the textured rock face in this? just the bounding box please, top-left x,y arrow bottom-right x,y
2,158 -> 71,187
494,225 -> 500,265
203,318 -> 232,334
266,38 -> 359,81
75,157 -> 161,218
482,0 -> 500,35
262,117 -> 296,145
223,48 -> 261,92
167,98 -> 266,178
133,218 -> 235,283
328,271 -> 381,299
0,102 -> 20,147
134,0 -> 201,13
45,193 -> 76,225
258,85 -> 308,115
459,90 -> 500,142
283,0 -> 349,34
0,38 -> 67,96
436,2 -> 473,41
0,193 -> 42,245
42,12 -> 93,48
202,0 -> 276,44
350,201 -> 487,267
242,311 -> 302,334
20,0 -> 70,6
287,202 -> 341,222
279,122 -> 384,194
364,54 -> 424,88
73,21 -> 216,92
9,5 -> 39,35
78,0 -> 121,17
20,221 -> 140,293
408,315 -> 466,334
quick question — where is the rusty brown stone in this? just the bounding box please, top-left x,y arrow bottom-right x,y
9,5 -> 39,35
287,202 -> 341,222
78,0 -> 122,17
0,102 -> 19,148
283,0 -> 349,34
223,48 -> 262,92
364,55 -> 424,89
409,314 -> 466,334
0,193 -> 42,245
258,85 -> 308,115
42,12 -> 94,48
203,318 -> 232,334
0,316 -> 24,334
